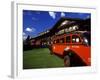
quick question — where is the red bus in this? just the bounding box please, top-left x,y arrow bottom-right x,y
49,31 -> 91,67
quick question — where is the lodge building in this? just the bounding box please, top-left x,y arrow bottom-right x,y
30,17 -> 90,48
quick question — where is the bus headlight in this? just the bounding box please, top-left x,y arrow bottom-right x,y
53,46 -> 55,49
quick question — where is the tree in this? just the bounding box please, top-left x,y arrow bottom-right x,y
23,35 -> 32,51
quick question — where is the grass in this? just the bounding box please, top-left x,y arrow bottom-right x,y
23,48 -> 64,69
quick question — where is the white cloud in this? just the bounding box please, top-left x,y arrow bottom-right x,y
32,17 -> 37,21
23,36 -> 27,40
25,27 -> 35,32
86,15 -> 90,19
61,12 -> 65,17
48,12 -> 56,19
26,27 -> 32,32
23,32 -> 26,36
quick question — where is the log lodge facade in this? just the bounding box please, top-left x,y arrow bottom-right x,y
30,17 -> 90,48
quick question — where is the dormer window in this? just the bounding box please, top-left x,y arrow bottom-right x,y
60,20 -> 69,26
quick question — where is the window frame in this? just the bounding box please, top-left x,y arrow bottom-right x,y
71,34 -> 83,45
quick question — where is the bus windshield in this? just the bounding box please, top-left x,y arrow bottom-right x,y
82,32 -> 91,46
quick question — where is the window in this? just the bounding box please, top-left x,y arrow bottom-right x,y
56,39 -> 59,43
83,33 -> 91,46
60,38 -> 65,43
53,40 -> 56,44
60,20 -> 69,26
66,36 -> 70,43
72,35 -> 81,43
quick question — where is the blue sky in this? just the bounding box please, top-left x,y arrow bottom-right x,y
23,10 -> 91,39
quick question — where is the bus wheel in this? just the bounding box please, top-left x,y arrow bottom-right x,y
64,55 -> 70,67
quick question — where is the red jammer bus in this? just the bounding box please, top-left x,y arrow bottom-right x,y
49,31 -> 91,67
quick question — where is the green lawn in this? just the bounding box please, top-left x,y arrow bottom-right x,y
23,48 -> 64,69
